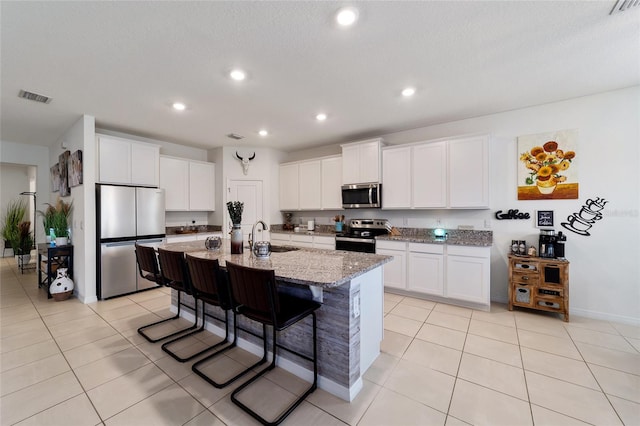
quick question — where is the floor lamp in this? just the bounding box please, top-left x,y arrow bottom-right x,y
19,191 -> 36,248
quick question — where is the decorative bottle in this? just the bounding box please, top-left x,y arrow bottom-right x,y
230,224 -> 243,254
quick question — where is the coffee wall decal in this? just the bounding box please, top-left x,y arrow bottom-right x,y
495,209 -> 531,220
561,197 -> 608,236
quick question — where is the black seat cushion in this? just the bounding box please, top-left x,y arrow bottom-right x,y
236,292 -> 321,330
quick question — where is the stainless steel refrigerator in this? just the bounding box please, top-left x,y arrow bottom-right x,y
96,184 -> 166,299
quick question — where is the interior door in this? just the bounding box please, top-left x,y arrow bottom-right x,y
227,180 -> 264,242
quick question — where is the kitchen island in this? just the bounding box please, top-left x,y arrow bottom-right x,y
157,240 -> 392,401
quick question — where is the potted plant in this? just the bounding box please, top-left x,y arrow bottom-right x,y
227,201 -> 244,254
11,221 -> 34,266
1,199 -> 27,256
45,199 -> 73,246
38,203 -> 56,242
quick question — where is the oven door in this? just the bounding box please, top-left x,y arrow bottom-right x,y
336,237 -> 376,253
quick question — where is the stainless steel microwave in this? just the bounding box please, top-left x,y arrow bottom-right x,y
341,183 -> 381,209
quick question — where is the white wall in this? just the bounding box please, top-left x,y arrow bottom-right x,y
286,86 -> 640,324
211,146 -> 287,233
0,140 -> 50,245
51,115 -> 96,303
0,164 -> 30,254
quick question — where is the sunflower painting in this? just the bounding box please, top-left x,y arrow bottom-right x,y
517,129 -> 578,200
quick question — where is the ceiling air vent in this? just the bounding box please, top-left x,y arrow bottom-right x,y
18,89 -> 52,104
226,133 -> 244,140
610,0 -> 640,15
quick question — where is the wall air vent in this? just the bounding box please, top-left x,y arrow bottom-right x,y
226,133 -> 244,140
610,0 -> 640,15
18,89 -> 52,104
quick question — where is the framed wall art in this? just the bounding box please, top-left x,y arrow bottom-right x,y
69,149 -> 83,187
59,150 -> 70,196
536,210 -> 554,228
50,164 -> 60,192
517,129 -> 579,200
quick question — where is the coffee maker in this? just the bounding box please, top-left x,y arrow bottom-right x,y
554,231 -> 567,259
539,229 -> 556,258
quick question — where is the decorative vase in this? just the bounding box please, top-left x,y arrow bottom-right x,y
55,237 -> 68,246
230,224 -> 243,254
50,267 -> 73,301
536,180 -> 557,195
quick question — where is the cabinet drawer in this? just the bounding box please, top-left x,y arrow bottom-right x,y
534,297 -> 563,311
376,240 -> 406,251
513,285 -> 533,306
512,261 -> 538,272
408,242 -> 444,255
512,272 -> 539,286
536,287 -> 563,298
447,245 -> 489,258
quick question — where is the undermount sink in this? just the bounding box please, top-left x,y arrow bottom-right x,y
270,245 -> 300,253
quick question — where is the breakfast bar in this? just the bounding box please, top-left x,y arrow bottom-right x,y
157,240 -> 392,401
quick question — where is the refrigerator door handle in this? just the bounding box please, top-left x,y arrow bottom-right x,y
137,239 -> 164,244
104,241 -> 136,248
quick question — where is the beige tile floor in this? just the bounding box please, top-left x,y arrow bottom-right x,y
1,258 -> 638,425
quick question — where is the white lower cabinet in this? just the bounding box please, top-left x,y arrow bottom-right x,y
377,240 -> 490,307
445,245 -> 490,304
407,243 -> 444,296
313,235 -> 335,250
271,232 -> 335,250
375,240 -> 407,290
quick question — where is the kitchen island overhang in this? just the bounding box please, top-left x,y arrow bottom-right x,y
157,241 -> 392,402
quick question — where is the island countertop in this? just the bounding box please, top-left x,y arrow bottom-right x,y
157,240 -> 392,289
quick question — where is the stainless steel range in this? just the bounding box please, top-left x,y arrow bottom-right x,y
335,219 -> 390,253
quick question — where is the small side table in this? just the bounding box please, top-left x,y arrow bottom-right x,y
38,243 -> 73,299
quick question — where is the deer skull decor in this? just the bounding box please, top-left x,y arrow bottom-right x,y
236,151 -> 256,175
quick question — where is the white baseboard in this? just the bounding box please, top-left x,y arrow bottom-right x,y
570,307 -> 640,326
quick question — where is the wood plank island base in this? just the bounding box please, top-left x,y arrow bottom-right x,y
157,240 -> 392,402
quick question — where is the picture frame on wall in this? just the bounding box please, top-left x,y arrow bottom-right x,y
59,150 -> 70,196
50,164 -> 60,192
536,210 -> 554,228
69,149 -> 83,187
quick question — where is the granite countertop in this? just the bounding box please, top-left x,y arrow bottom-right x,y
377,228 -> 493,247
166,225 -> 222,236
158,240 -> 392,289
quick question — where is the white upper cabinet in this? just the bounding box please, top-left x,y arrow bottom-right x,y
279,163 -> 300,211
98,135 -> 159,186
188,161 -> 215,211
382,146 -> 411,208
381,135 -> 489,209
160,156 -> 215,211
341,138 -> 383,184
160,156 -> 189,210
413,142 -> 447,208
130,142 -> 160,187
298,160 -> 322,210
448,135 -> 489,208
321,156 -> 342,210
279,155 -> 343,211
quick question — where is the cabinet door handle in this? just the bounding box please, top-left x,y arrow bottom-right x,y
522,276 -> 529,280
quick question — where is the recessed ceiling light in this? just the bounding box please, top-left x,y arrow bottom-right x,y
172,102 -> 186,111
316,113 -> 327,121
258,129 -> 268,137
336,7 -> 359,26
230,69 -> 246,81
401,87 -> 416,97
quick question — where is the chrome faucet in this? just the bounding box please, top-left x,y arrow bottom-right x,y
249,220 -> 269,251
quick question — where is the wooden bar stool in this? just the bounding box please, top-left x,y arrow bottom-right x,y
136,244 -> 198,343
225,261 -> 321,426
187,254 -> 261,388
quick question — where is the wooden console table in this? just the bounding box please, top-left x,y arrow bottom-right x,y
508,255 -> 569,321
38,243 -> 73,299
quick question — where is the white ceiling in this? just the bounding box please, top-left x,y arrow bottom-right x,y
1,1 -> 639,152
